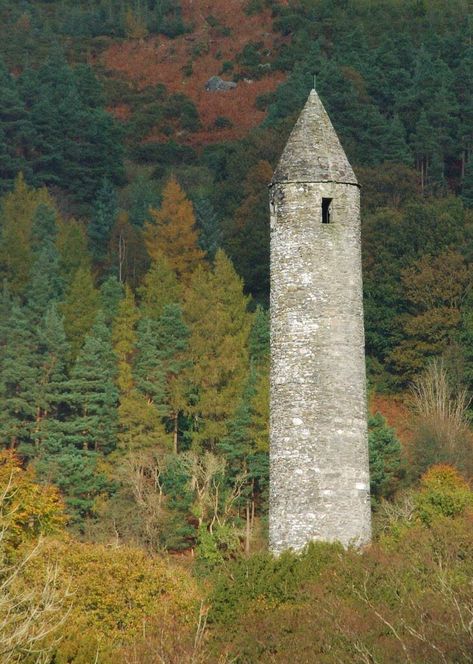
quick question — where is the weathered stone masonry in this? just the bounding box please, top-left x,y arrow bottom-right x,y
269,90 -> 371,553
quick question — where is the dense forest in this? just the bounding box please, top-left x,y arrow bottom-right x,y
0,0 -> 472,662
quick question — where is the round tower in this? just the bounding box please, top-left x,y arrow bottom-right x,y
269,89 -> 371,553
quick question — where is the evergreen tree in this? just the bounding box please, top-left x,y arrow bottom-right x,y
144,176 -> 204,282
26,205 -> 64,324
100,275 -> 124,326
0,303 -> 39,451
194,196 -> 221,260
59,312 -> 118,454
32,304 -> 70,456
88,178 -> 118,263
126,174 -> 161,228
248,305 -> 270,367
461,158 -> 473,208
384,114 -> 412,165
412,110 -> 438,191
425,150 -> 447,197
368,412 -> 404,505
134,318 -> 167,414
154,303 -> 189,453
0,59 -> 34,190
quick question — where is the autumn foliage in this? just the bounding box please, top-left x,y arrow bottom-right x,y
144,176 -> 203,281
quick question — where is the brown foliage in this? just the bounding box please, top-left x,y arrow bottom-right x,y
101,0 -> 287,145
144,176 -> 203,282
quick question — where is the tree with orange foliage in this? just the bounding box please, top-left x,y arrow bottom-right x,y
144,176 -> 204,283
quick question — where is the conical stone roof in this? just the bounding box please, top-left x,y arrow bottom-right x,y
272,89 -> 358,185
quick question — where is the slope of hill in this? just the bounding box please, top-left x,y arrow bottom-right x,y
102,0 -> 288,144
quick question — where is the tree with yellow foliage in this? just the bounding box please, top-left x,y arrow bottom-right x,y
0,173 -> 54,294
144,176 -> 204,283
184,250 -> 252,450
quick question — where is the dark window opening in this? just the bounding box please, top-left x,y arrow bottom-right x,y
322,197 -> 332,224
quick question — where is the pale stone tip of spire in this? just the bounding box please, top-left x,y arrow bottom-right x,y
271,88 -> 358,185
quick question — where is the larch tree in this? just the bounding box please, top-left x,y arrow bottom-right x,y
61,265 -> 100,359
184,250 -> 252,451
0,174 -> 53,294
144,176 -> 204,282
112,285 -> 139,394
138,251 -> 181,320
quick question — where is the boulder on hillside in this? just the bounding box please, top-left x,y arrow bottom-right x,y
205,76 -> 237,92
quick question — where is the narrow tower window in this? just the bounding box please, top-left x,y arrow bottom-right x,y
322,198 -> 332,224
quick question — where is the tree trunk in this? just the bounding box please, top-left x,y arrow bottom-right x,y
173,411 -> 178,454
245,501 -> 251,556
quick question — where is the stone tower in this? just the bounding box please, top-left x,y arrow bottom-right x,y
269,89 -> 371,553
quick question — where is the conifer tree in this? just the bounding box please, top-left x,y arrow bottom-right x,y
184,250 -> 252,450
59,312 -> 118,454
194,196 -> 221,260
461,158 -> 473,208
368,412 -> 404,504
0,303 -> 39,451
100,275 -> 124,327
56,217 -> 91,286
0,60 -> 34,190
384,114 -> 412,165
134,319 -> 167,413
109,211 -> 148,287
144,176 -> 204,282
0,173 -> 52,293
32,304 -> 69,456
112,285 -> 139,393
138,252 -> 181,320
26,205 -> 64,324
88,178 -> 118,263
154,303 -> 189,453
61,265 -> 99,358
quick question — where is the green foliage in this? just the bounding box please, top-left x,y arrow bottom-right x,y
368,412 -> 405,504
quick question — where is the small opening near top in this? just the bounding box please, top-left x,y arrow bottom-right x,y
322,198 -> 332,224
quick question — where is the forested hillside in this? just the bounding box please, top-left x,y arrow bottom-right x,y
0,1 -> 472,662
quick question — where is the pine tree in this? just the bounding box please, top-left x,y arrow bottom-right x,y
154,303 -> 189,453
61,265 -> 100,359
26,205 -> 64,324
426,150 -> 447,197
88,178 -> 118,263
100,275 -> 124,327
368,412 -> 404,504
249,305 -> 270,367
0,303 -> 39,451
194,196 -> 221,260
32,304 -> 70,454
144,176 -> 204,282
126,174 -> 161,228
138,252 -> 181,320
461,158 -> 473,208
384,114 -> 412,165
412,111 -> 438,192
59,312 -> 118,454
184,250 -> 252,450
134,318 -> 167,414
0,59 -> 34,190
